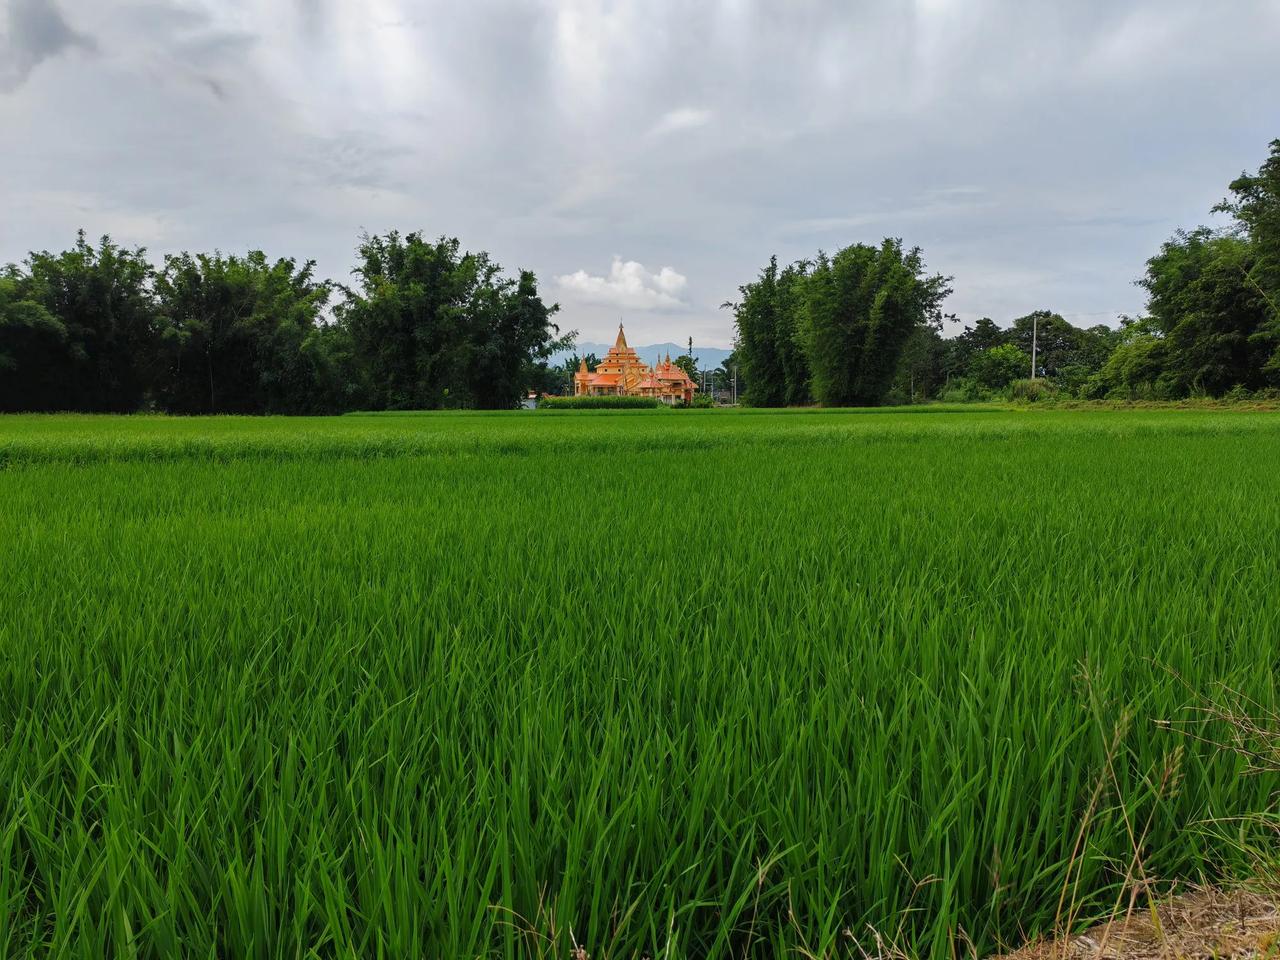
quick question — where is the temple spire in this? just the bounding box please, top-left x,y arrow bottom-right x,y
615,322 -> 628,351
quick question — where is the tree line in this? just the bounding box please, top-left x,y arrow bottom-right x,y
4,140 -> 1277,414
732,138 -> 1280,405
0,231 -> 570,414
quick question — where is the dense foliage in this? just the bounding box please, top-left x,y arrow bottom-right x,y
0,231 -> 565,413
339,232 -> 570,411
2,409 -> 1277,957
729,139 -> 1280,405
734,284 -> 1125,406
1082,156 -> 1280,400
154,251 -> 340,414
917,312 -> 1123,403
731,243 -> 951,406
1045,135 -> 1280,402
969,341 -> 1030,390
0,234 -> 159,413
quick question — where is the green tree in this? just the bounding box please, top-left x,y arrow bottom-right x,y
556,352 -> 601,395
730,258 -> 811,406
997,311 -> 1121,393
155,251 -> 333,413
730,256 -> 786,405
677,335 -> 699,380
941,316 -> 1004,383
775,262 -> 812,405
307,318 -> 370,412
1214,138 -> 1280,375
338,232 -> 564,410
339,233 -> 473,409
473,269 -> 571,409
711,350 -> 742,398
21,231 -> 159,411
564,352 -> 601,374
1057,324 -> 1124,394
970,342 -> 1030,390
0,271 -> 68,412
673,353 -> 698,381
802,239 -> 951,406
893,321 -> 947,401
1118,140 -> 1280,397
962,317 -> 1005,351
1086,318 -> 1172,399
1006,311 -> 1072,380
1140,228 -> 1272,394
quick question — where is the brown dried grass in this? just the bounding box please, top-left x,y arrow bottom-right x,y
1001,886 -> 1280,960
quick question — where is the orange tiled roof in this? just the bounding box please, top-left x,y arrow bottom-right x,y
574,324 -> 697,398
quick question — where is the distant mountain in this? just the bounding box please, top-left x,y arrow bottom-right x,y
550,341 -> 734,371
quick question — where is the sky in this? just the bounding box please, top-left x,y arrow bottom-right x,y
1,1 -> 1278,347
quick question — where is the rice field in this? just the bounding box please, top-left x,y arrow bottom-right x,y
1,408 -> 1278,958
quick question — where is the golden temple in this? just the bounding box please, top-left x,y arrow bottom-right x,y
574,324 -> 697,405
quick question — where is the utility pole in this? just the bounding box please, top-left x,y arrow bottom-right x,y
1030,313 -> 1038,380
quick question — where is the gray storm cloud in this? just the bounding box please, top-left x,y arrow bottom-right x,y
1,0 -> 1278,344
0,0 -> 93,91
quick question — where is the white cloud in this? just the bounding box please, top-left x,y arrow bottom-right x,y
648,106 -> 712,137
556,257 -> 688,310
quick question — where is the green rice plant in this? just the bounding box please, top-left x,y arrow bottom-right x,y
0,408 -> 1277,958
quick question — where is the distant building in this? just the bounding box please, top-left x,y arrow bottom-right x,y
574,324 -> 697,405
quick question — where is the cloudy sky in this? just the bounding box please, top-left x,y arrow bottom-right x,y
2,0 -> 1278,346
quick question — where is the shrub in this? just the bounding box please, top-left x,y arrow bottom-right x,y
1097,378 -> 1180,402
1007,378 -> 1059,403
536,395 -> 664,410
685,393 -> 715,409
1089,335 -> 1172,400
939,377 -> 994,403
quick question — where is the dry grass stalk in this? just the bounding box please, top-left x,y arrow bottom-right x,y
1000,887 -> 1280,960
